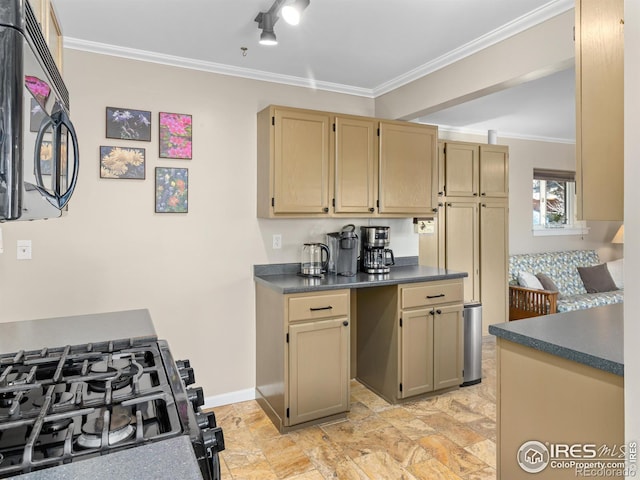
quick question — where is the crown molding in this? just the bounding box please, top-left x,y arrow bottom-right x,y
434,124 -> 575,144
372,0 -> 574,97
63,0 -> 573,100
63,37 -> 376,98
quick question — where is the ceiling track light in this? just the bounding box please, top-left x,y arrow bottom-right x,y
255,0 -> 310,46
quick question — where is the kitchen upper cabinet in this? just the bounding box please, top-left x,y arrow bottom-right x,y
334,116 -> 377,215
378,121 -> 438,214
442,142 -> 508,199
575,0 -> 624,221
257,106 -> 332,217
257,105 -> 438,218
29,0 -> 63,70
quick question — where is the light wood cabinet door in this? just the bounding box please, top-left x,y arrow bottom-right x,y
444,142 -> 479,197
433,305 -> 464,390
479,201 -> 509,329
273,108 -> 331,214
378,122 -> 437,214
444,202 -> 480,303
479,145 -> 508,198
288,317 -> 350,426
334,116 -> 377,214
399,308 -> 434,398
576,0 -> 624,221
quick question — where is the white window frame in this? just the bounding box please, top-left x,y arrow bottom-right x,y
532,175 -> 589,237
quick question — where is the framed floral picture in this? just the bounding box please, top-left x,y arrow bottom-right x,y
155,167 -> 188,213
106,107 -> 151,141
159,112 -> 192,159
100,146 -> 146,179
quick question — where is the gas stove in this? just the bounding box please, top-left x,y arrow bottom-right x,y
0,337 -> 224,479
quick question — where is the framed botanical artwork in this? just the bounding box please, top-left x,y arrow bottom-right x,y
159,112 -> 192,159
105,107 -> 151,141
100,146 -> 146,179
155,167 -> 188,213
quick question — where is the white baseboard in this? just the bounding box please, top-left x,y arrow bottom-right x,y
204,388 -> 256,409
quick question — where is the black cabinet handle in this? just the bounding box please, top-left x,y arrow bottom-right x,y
343,321 -> 349,327
426,294 -> 445,299
310,306 -> 333,311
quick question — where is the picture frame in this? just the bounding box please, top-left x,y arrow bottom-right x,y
159,112 -> 192,159
155,167 -> 188,213
100,146 -> 146,180
105,107 -> 151,141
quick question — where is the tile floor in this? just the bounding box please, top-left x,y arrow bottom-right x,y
210,336 -> 496,480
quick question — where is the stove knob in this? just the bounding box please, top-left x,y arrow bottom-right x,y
202,426 -> 225,453
196,410 -> 217,429
176,359 -> 191,369
186,386 -> 204,409
179,366 -> 196,386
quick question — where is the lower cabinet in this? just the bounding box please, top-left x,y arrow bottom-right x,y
288,317 -> 350,426
357,279 -> 464,404
255,285 -> 350,432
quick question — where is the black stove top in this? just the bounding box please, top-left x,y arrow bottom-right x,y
0,338 -> 222,479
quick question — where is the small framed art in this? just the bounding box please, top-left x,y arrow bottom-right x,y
159,112 -> 192,159
100,146 -> 146,179
155,167 -> 188,213
106,107 -> 151,141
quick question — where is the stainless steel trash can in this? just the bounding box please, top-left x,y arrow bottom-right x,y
461,302 -> 482,387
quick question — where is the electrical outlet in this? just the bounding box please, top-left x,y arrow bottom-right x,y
272,234 -> 282,249
414,220 -> 435,234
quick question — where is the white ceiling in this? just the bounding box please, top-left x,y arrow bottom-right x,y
51,0 -> 575,142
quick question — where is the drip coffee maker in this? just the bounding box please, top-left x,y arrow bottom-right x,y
360,226 -> 395,274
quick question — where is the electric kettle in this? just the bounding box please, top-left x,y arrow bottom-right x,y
301,243 -> 330,276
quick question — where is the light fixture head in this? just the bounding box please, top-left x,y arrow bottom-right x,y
257,12 -> 278,46
281,0 -> 310,25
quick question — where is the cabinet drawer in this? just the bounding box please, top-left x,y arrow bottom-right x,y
401,281 -> 463,309
288,291 -> 349,322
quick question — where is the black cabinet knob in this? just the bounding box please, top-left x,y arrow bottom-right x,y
323,207 -> 329,213
369,207 -> 375,212
343,321 -> 349,327
436,309 -> 442,315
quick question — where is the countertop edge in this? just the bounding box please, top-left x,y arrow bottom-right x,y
254,269 -> 467,294
489,324 -> 624,377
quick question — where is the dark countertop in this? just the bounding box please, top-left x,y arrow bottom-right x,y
254,263 -> 467,294
7,435 -> 204,480
0,309 -> 157,355
489,303 -> 623,376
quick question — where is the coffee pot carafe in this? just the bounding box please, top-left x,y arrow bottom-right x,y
301,243 -> 330,276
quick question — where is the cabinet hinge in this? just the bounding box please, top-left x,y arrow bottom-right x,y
271,197 -> 275,207
333,123 -> 336,132
443,146 -> 446,155
376,199 -> 379,208
272,116 -> 275,126
286,333 -> 289,343
332,198 -> 335,207
286,407 -> 290,418
399,383 -> 403,392
399,318 -> 403,327
377,128 -> 380,136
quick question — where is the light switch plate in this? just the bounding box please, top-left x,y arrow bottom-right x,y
17,240 -> 32,260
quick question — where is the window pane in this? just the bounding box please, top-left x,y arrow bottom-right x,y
532,179 -> 541,225
545,181 -> 567,225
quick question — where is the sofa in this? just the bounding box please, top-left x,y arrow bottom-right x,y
508,249 -> 623,320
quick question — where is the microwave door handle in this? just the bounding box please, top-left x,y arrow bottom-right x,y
55,110 -> 79,209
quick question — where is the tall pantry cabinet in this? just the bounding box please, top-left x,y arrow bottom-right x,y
420,141 -> 509,333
